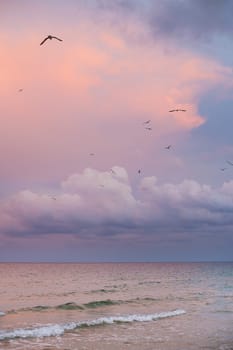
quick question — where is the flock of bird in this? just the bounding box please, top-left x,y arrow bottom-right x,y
138,113 -> 178,174
18,34 -> 233,191
42,35 -> 183,177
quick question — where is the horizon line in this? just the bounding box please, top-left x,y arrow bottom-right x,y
0,260 -> 232,264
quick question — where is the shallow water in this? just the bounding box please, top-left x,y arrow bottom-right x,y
0,262 -> 232,349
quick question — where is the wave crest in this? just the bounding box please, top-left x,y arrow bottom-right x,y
0,309 -> 186,341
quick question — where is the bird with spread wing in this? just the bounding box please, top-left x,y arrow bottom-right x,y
165,145 -> 172,150
40,35 -> 63,46
226,160 -> 233,166
169,109 -> 186,112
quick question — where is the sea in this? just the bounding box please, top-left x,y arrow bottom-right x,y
0,262 -> 232,350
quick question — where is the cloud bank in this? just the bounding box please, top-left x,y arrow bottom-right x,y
1,167 -> 233,244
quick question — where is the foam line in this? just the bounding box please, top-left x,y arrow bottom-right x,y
0,309 -> 186,340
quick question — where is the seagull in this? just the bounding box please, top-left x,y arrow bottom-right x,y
110,168 -> 116,175
165,145 -> 172,150
169,109 -> 186,112
138,169 -> 141,174
143,120 -> 151,124
89,153 -> 95,156
220,168 -> 227,171
49,195 -> 57,200
18,88 -> 23,92
145,127 -> 152,130
40,35 -> 63,46
226,160 -> 233,166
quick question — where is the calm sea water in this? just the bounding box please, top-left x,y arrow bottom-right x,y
0,262 -> 232,350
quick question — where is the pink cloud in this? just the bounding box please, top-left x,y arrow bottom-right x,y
0,15 -> 232,184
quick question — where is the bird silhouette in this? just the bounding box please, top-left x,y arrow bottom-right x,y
143,120 -> 151,124
169,109 -> 186,112
89,153 -> 95,156
40,35 -> 63,46
48,195 -> 57,200
220,168 -> 227,171
226,160 -> 233,166
138,169 -> 141,174
18,88 -> 23,92
145,127 -> 152,130
165,145 -> 172,150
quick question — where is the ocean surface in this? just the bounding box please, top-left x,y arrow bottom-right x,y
0,262 -> 232,350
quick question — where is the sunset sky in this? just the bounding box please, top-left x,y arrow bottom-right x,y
1,0 -> 233,262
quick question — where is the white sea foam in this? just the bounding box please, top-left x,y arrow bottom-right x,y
0,311 -> 5,316
0,309 -> 186,341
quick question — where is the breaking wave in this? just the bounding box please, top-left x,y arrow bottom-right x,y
0,309 -> 186,341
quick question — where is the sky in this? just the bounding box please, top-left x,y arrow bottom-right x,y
0,0 -> 233,262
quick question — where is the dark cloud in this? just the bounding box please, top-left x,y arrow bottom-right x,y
95,0 -> 233,45
147,0 -> 233,42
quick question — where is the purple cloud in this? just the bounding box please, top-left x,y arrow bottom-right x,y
1,167 -> 233,242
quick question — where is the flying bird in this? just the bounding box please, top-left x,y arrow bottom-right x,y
145,127 -> 152,130
18,88 -> 23,92
165,145 -> 172,150
138,169 -> 141,174
226,160 -> 233,166
48,195 -> 57,200
220,168 -> 227,171
40,35 -> 63,46
89,153 -> 95,156
143,120 -> 151,124
169,109 -> 186,112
